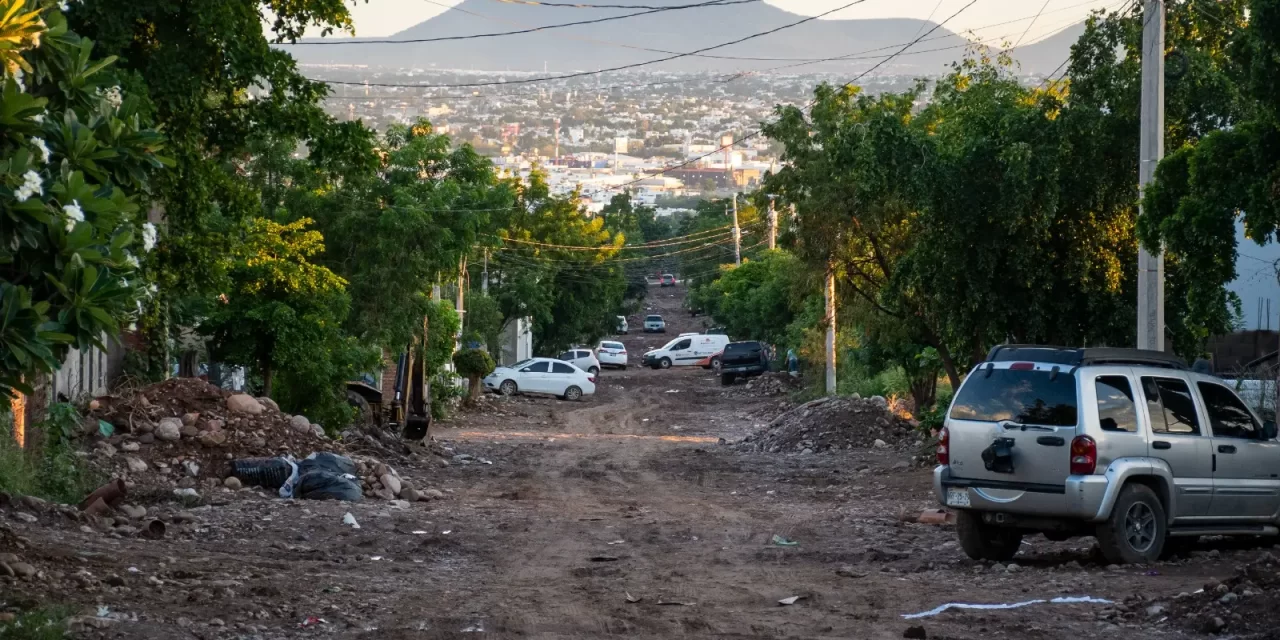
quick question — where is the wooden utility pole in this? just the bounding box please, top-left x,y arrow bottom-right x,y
1137,0 -> 1166,351
825,263 -> 837,396
482,249 -> 489,295
732,195 -> 741,266
767,196 -> 777,250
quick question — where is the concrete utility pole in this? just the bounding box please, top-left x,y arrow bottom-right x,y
482,249 -> 489,296
767,196 -> 778,250
731,195 -> 741,266
1137,0 -> 1166,351
825,263 -> 837,396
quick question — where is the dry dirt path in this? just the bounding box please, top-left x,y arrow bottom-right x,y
0,286 -> 1271,639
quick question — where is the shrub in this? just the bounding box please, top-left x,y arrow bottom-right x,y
0,403 -> 101,503
452,348 -> 495,405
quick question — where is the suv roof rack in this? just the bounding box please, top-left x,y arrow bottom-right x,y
985,344 -> 1187,370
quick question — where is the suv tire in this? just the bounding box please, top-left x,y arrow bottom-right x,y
659,357 -> 672,369
956,510 -> 1022,561
1096,483 -> 1166,564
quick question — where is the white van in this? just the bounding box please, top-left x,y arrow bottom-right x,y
642,334 -> 730,370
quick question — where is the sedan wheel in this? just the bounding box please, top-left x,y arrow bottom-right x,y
499,380 -> 518,396
589,366 -> 600,376
564,385 -> 583,401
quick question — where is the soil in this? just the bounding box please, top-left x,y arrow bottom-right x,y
2,286 -> 1278,638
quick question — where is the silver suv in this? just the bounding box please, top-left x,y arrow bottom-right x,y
935,345 -> 1279,565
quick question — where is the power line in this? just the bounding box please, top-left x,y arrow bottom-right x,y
310,0 -> 874,89
281,0 -> 757,46
491,0 -> 746,8
1014,0 -> 1054,48
604,0 -> 981,193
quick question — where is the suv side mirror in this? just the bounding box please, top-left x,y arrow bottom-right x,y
1263,420 -> 1277,440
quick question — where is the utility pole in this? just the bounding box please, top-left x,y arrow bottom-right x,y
482,249 -> 489,296
767,196 -> 777,250
731,195 -> 741,266
1137,0 -> 1166,351
825,263 -> 837,396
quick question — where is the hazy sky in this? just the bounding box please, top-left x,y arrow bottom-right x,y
317,0 -> 1120,42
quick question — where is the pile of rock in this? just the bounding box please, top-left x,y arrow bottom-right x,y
348,456 -> 441,502
1143,553 -> 1280,635
729,372 -> 802,397
88,378 -> 336,491
738,394 -> 925,455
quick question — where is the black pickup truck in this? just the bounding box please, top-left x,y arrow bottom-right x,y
720,341 -> 770,385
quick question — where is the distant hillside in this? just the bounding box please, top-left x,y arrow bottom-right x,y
281,0 -> 1080,76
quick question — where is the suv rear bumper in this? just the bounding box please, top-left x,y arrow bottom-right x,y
934,465 -> 1109,522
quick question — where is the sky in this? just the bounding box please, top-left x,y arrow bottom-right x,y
316,0 -> 1121,41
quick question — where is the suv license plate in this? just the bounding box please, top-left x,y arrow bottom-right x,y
946,488 -> 970,508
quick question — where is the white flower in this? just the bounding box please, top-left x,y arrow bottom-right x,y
32,112 -> 44,124
62,200 -> 83,231
142,222 -> 157,252
13,69 -> 24,92
125,254 -> 139,269
14,170 -> 42,202
102,85 -> 122,110
147,283 -> 158,295
30,137 -> 50,164
127,322 -> 137,332
58,0 -> 70,10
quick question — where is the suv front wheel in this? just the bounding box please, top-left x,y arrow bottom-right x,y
956,510 -> 1022,561
1096,483 -> 1166,564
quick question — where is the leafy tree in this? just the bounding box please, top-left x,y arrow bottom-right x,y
452,348 -> 495,405
464,294 -> 504,356
68,0 -> 375,376
1,2 -> 167,397
697,250 -> 813,347
200,217 -> 373,427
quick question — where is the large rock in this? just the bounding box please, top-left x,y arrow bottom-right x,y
155,418 -> 182,442
423,488 -> 445,500
380,474 -> 402,497
178,425 -> 199,439
125,457 -> 148,473
289,415 -> 311,434
226,394 -> 265,415
198,431 -> 227,448
257,396 -> 279,412
181,412 -> 200,426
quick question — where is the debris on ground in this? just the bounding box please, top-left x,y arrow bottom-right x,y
902,596 -> 1112,619
738,394 -> 929,455
1152,553 -> 1280,635
729,372 -> 802,397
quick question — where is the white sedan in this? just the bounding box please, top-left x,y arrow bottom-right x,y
596,341 -> 628,369
483,357 -> 597,401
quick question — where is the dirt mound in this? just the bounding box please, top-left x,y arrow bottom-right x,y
87,378 -> 338,492
738,395 -> 923,454
729,372 -> 802,397
1149,553 -> 1280,635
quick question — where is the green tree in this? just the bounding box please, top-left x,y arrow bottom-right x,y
452,348 -> 495,405
1,1 -> 167,397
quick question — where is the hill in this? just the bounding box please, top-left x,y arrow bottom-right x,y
280,0 -> 1080,76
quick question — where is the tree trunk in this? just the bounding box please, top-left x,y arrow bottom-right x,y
935,342 -> 962,392
263,362 -> 273,398
467,374 -> 482,405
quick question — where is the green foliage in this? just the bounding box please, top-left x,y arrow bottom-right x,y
463,294 -> 504,355
917,387 -> 954,434
696,249 -> 815,347
423,299 -> 461,377
0,606 -> 72,640
0,403 -> 101,503
452,347 -> 494,405
1,2 -> 167,397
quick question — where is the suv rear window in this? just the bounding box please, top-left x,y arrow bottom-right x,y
950,368 -> 1079,426
646,315 -> 662,321
724,342 -> 762,357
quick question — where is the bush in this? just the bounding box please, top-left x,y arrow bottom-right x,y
452,348 -> 495,405
0,403 -> 101,503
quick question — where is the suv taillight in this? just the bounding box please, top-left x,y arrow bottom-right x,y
1070,435 -> 1097,475
937,427 -> 949,465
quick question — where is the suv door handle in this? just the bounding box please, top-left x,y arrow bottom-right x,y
1219,445 -> 1237,454
1035,436 -> 1064,446
1152,441 -> 1172,450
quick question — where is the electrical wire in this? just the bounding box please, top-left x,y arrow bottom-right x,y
485,224 -> 734,250
602,0 -> 981,193
281,0 -> 758,45
1014,0 -> 1054,48
310,0 -> 873,89
491,0 -> 747,8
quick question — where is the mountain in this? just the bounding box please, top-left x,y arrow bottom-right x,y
281,0 -> 1078,76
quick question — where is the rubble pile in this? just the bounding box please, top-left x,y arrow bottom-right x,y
738,395 -> 924,455
87,378 -> 337,492
1145,553 -> 1280,635
729,372 -> 802,397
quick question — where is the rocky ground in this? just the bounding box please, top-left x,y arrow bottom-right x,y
3,287 -> 1280,638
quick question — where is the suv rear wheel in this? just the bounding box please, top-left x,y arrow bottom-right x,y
1096,483 -> 1166,564
956,510 -> 1022,561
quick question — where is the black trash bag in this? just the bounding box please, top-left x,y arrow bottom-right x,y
294,470 -> 363,501
297,452 -> 357,477
228,457 -> 294,489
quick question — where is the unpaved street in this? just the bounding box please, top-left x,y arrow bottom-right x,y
3,287 -> 1277,639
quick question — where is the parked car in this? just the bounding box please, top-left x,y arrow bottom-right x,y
483,357 -> 596,401
719,341 -> 770,385
936,344 -> 1280,565
558,348 -> 601,376
616,315 -> 629,335
644,315 -> 666,333
643,334 -> 731,369
660,274 -> 677,287
596,341 -> 628,369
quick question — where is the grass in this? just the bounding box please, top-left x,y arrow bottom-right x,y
0,608 -> 72,640
0,404 -> 102,504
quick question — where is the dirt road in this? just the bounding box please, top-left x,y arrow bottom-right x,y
2,286 -> 1273,638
